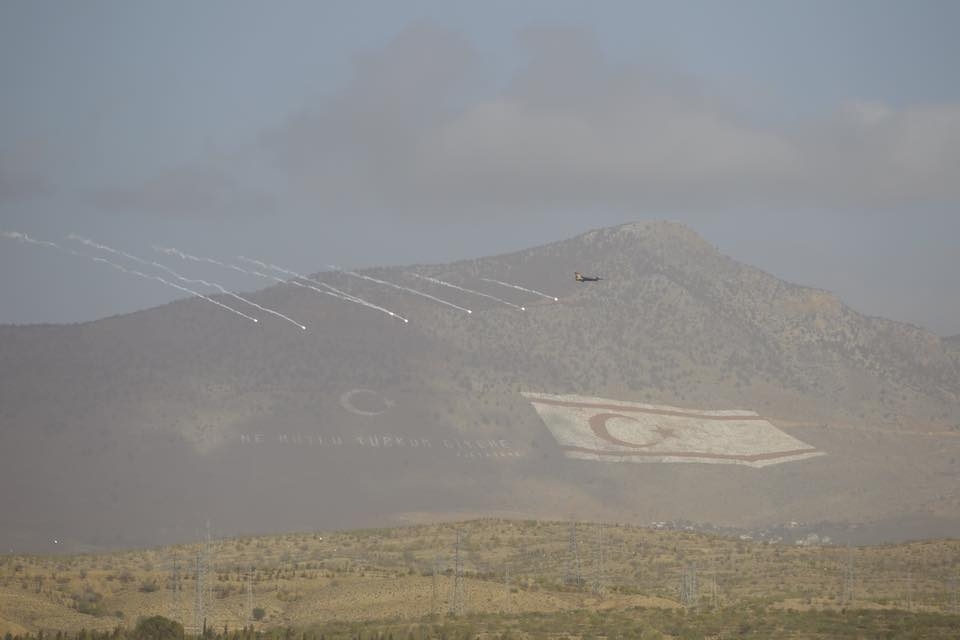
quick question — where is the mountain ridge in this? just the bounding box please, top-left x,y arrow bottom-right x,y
2,221 -> 959,551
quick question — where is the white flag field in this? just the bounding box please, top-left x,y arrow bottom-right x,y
523,392 -> 826,468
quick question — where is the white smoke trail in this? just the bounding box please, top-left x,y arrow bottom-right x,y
480,277 -> 559,302
158,246 -> 311,288
1,230 -> 60,249
409,273 -> 525,310
329,265 -> 472,315
2,232 -> 258,324
277,274 -> 408,323
154,246 -> 253,277
287,277 -> 392,315
87,258 -> 260,323
69,236 -> 307,330
237,257 -> 409,324
158,246 -> 403,321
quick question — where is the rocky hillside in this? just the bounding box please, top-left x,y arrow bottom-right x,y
2,222 -> 958,551
396,222 -> 959,430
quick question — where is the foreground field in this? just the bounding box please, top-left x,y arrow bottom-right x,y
1,519 -> 959,636
4,607 -> 960,640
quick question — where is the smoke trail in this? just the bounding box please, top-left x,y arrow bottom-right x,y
154,246 -> 253,278
158,246 -> 404,321
480,277 -> 559,302
329,266 -> 472,315
1,230 -> 60,249
87,258 -> 259,323
69,236 -> 306,330
2,232 -> 258,324
158,246 -> 311,287
286,277 -> 400,319
409,273 -> 525,310
286,277 -> 408,324
238,257 -> 409,324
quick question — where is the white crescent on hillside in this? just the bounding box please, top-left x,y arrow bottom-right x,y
339,388 -> 395,416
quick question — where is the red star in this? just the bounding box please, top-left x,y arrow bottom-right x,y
653,425 -> 677,440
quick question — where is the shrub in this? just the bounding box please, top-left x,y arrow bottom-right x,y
139,579 -> 160,593
132,615 -> 184,640
73,587 -> 105,616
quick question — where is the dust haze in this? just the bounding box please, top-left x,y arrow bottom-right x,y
2,221 -> 959,554
1,3 -> 960,635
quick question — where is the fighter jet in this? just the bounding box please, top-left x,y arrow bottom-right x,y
574,272 -> 602,282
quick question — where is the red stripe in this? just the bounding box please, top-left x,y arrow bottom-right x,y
528,397 -> 766,421
561,445 -> 821,462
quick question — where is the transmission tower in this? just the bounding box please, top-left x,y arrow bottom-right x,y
193,548 -> 205,634
168,555 -> 182,623
680,564 -> 698,610
907,566 -> 915,611
949,575 -> 958,614
503,563 -> 512,612
591,525 -> 605,596
205,521 -> 215,623
838,546 -> 854,606
246,565 -> 254,624
193,522 -> 214,634
564,521 -> 582,589
708,573 -> 719,608
431,554 -> 440,616
449,530 -> 465,616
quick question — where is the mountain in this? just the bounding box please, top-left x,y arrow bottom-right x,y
2,221 -> 959,551
945,334 -> 960,354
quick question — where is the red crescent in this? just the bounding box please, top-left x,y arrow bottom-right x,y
588,413 -> 660,448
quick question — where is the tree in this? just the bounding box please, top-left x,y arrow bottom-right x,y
132,615 -> 184,640
252,607 -> 266,621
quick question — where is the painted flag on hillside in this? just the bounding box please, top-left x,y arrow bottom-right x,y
523,392 -> 825,468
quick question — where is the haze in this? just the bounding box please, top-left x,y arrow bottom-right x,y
1,0 -> 958,335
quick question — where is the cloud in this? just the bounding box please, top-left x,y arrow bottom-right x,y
145,23 -> 955,220
797,101 -> 960,207
90,166 -> 276,218
0,139 -> 55,203
259,22 -> 477,213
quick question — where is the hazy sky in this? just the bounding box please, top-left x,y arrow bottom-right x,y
1,0 -> 958,334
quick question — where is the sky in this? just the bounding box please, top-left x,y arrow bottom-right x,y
1,0 -> 958,334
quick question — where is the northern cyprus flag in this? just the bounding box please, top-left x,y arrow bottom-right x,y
524,392 -> 825,468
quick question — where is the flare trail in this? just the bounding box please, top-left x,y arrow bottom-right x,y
2,232 -> 257,323
238,257 -> 408,323
480,278 -> 558,301
329,266 -> 472,314
69,236 -> 305,330
410,273 -> 524,310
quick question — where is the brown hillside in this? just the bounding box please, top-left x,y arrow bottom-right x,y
2,222 -> 959,551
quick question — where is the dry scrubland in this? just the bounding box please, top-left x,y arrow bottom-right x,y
1,519 -> 959,636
